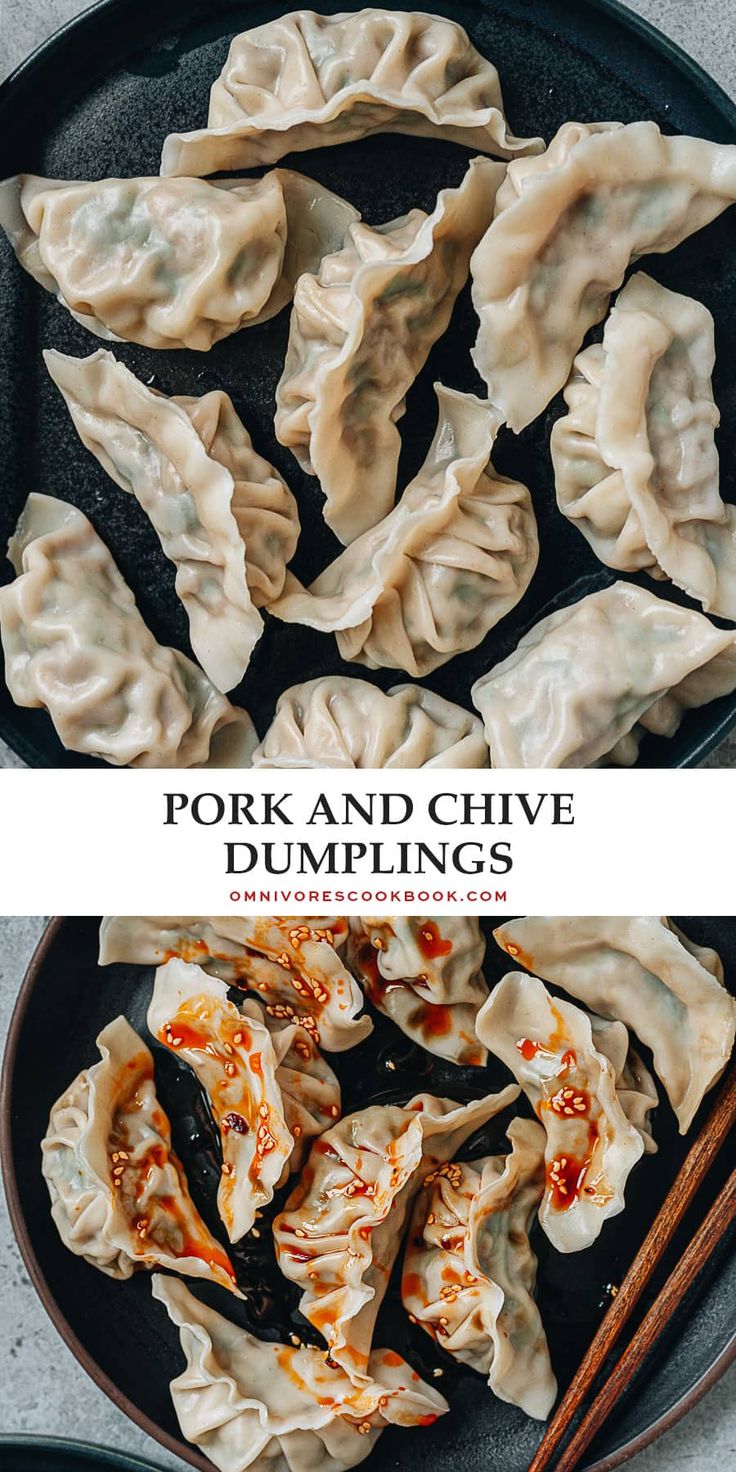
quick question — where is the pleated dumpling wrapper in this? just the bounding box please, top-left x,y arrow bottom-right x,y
0,169 -> 358,349
470,580 -> 736,767
0,494 -> 257,767
99,915 -> 369,1052
552,273 -> 736,620
273,1086 -> 519,1386
161,8 -> 543,175
275,157 -> 505,543
148,960 -> 301,1242
588,1016 -> 659,1155
271,385 -> 538,676
476,973 -> 647,1252
251,676 -> 490,768
42,1015 -> 239,1294
493,915 -> 736,1133
471,121 -> 736,431
152,1274 -> 448,1472
402,1117 -> 556,1419
346,916 -> 489,1064
46,348 -> 299,692
239,996 -> 341,1174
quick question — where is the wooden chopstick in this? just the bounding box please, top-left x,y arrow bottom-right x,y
551,1165 -> 736,1472
528,1065 -> 736,1472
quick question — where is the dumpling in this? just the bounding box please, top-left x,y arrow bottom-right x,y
273,1086 -> 519,1384
476,973 -> 646,1252
42,1015 -> 239,1294
252,676 -> 490,768
493,915 -> 736,1133
98,915 -> 370,1051
470,580 -> 736,767
346,917 -> 489,1064
401,1117 -> 556,1418
271,385 -> 538,676
471,122 -> 736,431
152,1274 -> 448,1472
148,960 -> 295,1242
0,170 -> 358,349
161,9 -> 543,176
240,997 -> 341,1172
551,273 -> 736,619
275,158 -> 505,543
0,494 -> 256,767
589,1017 -> 658,1155
46,349 -> 299,691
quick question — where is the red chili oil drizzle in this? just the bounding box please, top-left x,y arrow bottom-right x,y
416,923 -> 452,961
109,1069 -> 236,1285
543,1082 -> 597,1212
356,935 -> 455,1046
517,1037 -> 540,1061
157,1192 -> 236,1279
545,1131 -> 597,1212
160,1018 -> 212,1053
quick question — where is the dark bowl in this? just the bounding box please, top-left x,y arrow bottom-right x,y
1,0 -> 736,768
0,1435 -> 166,1472
2,915 -> 735,1472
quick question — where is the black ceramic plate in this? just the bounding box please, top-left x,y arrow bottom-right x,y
0,1436 -> 165,1472
2,916 -> 735,1472
1,0 -> 736,767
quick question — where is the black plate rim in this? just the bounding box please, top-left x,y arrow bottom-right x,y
2,914 -> 736,1472
0,1433 -> 167,1472
0,0 -> 735,768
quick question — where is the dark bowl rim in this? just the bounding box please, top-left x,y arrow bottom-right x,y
2,915 -> 736,1472
0,1432 -> 168,1472
0,0 -> 736,769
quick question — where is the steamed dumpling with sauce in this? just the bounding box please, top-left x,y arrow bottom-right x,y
0,169 -> 358,350
99,914 -> 370,1052
275,157 -> 505,543
152,1274 -> 449,1472
46,348 -> 299,692
552,273 -> 736,619
273,1087 -> 519,1385
471,580 -> 736,767
252,676 -> 490,768
42,1015 -> 240,1295
346,916 -> 489,1064
402,1118 -> 556,1419
148,960 -> 296,1243
0,494 -> 257,768
493,915 -> 736,1133
270,385 -> 538,676
471,122 -> 736,431
476,973 -> 647,1252
161,8 -> 543,175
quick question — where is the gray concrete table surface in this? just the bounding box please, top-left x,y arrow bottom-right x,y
0,4 -> 735,1471
2,930 -> 736,1462
0,0 -> 736,767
